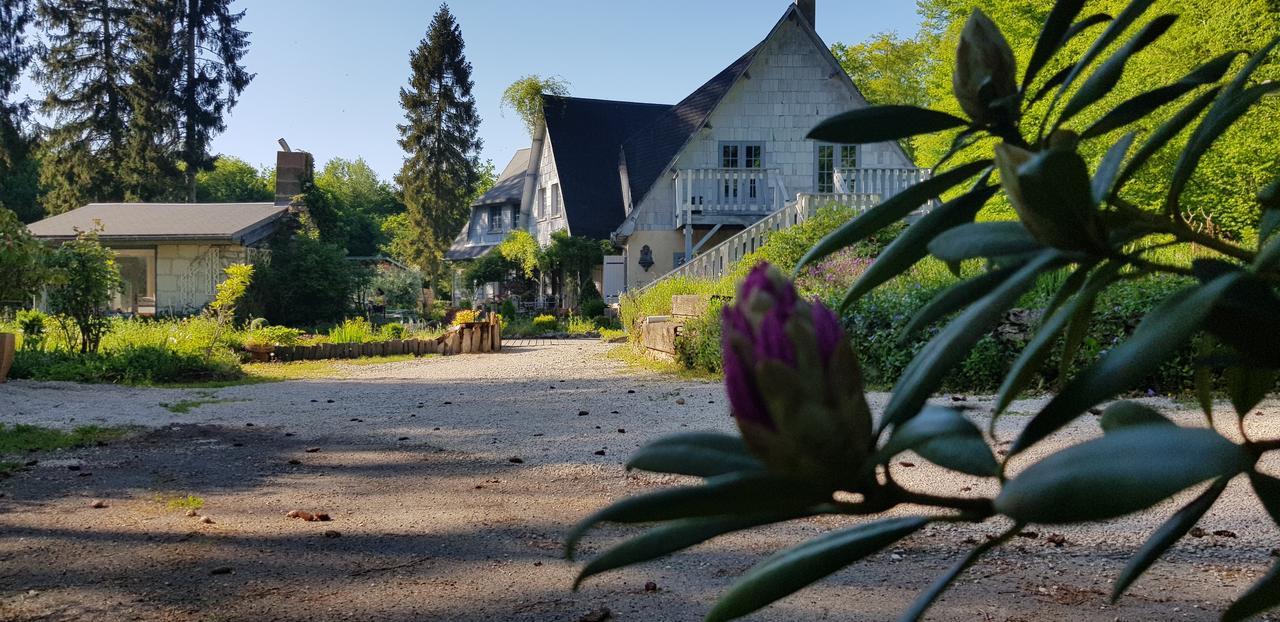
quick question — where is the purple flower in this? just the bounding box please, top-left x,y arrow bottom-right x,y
719,263 -> 874,488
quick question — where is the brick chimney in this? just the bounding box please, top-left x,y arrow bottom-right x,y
274,149 -> 311,206
796,0 -> 815,27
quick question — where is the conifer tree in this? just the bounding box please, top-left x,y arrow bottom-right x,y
121,0 -> 182,201
173,0 -> 252,202
395,3 -> 481,276
0,0 -> 40,223
36,0 -> 135,214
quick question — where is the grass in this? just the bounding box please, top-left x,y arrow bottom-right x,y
605,344 -> 720,381
159,397 -> 243,414
238,354 -> 424,382
0,424 -> 130,454
158,494 -> 205,511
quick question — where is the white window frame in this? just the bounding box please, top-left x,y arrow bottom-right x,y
550,183 -> 561,217
815,142 -> 858,193
110,248 -> 157,314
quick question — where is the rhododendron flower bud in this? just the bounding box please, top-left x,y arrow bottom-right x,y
721,263 -> 874,490
953,9 -> 1018,125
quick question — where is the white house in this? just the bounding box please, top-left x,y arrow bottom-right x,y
449,0 -> 924,300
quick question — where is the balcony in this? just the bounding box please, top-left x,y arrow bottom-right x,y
674,168 -> 787,228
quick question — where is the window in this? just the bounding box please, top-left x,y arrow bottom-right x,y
550,183 -> 561,216
110,249 -> 156,315
487,205 -> 503,233
720,142 -> 765,202
816,143 -> 858,193
537,187 -> 547,219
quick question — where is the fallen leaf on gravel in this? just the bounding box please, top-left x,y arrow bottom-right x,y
324,530 -> 341,538
508,457 -> 524,464
578,608 -> 612,622
898,461 -> 916,468
617,429 -> 626,434
90,500 -> 107,508
286,510 -> 331,522
304,447 -> 320,453
1046,533 -> 1067,546
398,437 -> 410,441
578,410 -> 589,416
627,390 -> 635,394
200,516 -> 215,524
1213,530 -> 1238,538
287,459 -> 301,465
210,567 -> 232,575
1190,527 -> 1207,538
675,398 -> 685,405
644,581 -> 658,592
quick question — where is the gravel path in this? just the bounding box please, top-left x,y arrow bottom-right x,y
1,341 -> 1278,621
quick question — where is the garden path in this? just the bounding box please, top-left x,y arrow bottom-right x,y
1,342 -> 1277,621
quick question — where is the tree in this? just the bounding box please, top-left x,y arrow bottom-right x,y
195,156 -> 272,202
45,229 -> 121,353
121,0 -> 182,202
576,3 -> 1280,619
36,0 -> 136,214
172,0 -> 253,202
0,206 -> 47,303
395,4 -> 482,279
500,74 -> 570,137
316,157 -> 404,256
0,0 -> 40,223
831,33 -> 931,159
248,233 -> 363,328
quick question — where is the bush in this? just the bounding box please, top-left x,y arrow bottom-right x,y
369,267 -> 423,310
44,229 -> 121,353
674,301 -> 725,374
12,346 -> 242,385
565,315 -> 597,335
327,317 -> 378,344
249,234 -> 366,327
451,309 -> 481,326
243,325 -> 303,348
532,314 -> 558,332
0,207 -> 48,303
15,309 -> 46,351
379,322 -> 408,340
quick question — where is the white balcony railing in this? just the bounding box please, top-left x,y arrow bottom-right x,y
834,167 -> 930,199
675,168 -> 786,227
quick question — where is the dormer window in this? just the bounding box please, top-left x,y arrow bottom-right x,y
488,205 -> 504,232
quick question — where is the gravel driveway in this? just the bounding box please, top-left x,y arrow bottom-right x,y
1,341 -> 1277,621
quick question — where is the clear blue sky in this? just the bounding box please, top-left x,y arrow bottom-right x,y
202,1 -> 922,180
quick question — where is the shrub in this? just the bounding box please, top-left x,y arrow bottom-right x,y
674,300 -> 725,374
243,325 -> 303,349
249,234 -> 365,327
15,309 -> 46,351
369,267 -> 423,310
0,207 -> 48,303
565,315 -> 597,335
532,314 -> 558,332
44,229 -> 122,353
12,347 -> 242,385
451,309 -> 480,326
327,317 -> 378,344
499,299 -> 517,319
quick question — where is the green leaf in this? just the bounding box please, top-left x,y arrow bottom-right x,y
1092,132 -> 1136,203
1166,37 -> 1280,213
807,105 -> 969,144
1203,274 -> 1280,368
927,222 -> 1044,263
840,183 -> 1000,309
1113,86 -> 1220,194
1057,14 -> 1178,127
1021,0 -> 1086,90
991,261 -> 1115,425
901,266 -> 1016,341
1223,559 -> 1280,622
1225,366 -> 1277,418
574,510 -> 811,590
1099,400 -> 1175,433
705,517 -> 930,622
1111,477 -> 1229,602
625,432 -> 763,478
1046,0 -> 1155,119
996,427 -> 1250,524
876,406 -> 998,477
1195,365 -> 1215,425
1256,230 -> 1280,272
882,251 -> 1062,432
565,472 -> 828,560
898,524 -> 1022,622
1081,51 -> 1242,139
796,160 -> 993,274
1012,273 -> 1242,455
1249,472 -> 1280,528
1056,269 -> 1104,383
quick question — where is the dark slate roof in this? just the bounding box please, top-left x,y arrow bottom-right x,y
541,95 -> 670,240
472,148 -> 530,207
444,243 -> 496,261
28,202 -> 289,245
620,41 -> 765,211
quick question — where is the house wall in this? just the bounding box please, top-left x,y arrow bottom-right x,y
529,128 -> 570,246
154,243 -> 250,315
463,203 -> 519,247
623,16 -> 913,285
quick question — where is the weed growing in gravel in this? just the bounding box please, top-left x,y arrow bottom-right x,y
0,424 -> 129,453
159,494 -> 205,511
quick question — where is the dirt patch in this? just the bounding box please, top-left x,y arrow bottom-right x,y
1,342 -> 1277,621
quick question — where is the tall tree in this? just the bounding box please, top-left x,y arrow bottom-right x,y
395,3 -> 482,276
172,0 -> 252,202
121,0 -> 182,201
831,33 -> 931,159
0,0 -> 40,222
500,75 -> 570,137
36,0 -> 135,214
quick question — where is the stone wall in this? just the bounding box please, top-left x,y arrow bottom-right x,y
155,243 -> 249,315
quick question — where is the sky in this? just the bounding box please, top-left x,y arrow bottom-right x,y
116,1 -> 922,181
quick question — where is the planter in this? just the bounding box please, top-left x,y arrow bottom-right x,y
244,343 -> 276,363
0,332 -> 14,383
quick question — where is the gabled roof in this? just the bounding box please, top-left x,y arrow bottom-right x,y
541,95 -> 670,240
28,203 -> 290,246
619,41 -> 764,213
473,148 -> 531,207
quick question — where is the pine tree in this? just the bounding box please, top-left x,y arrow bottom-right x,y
121,0 -> 182,201
0,0 -> 41,222
395,3 -> 482,276
173,0 -> 252,202
36,0 -> 135,214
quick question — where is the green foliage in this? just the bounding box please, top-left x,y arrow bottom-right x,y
12,346 -> 241,385
326,317 -> 378,344
0,206 -> 47,302
44,229 -> 121,353
196,157 -> 272,202
243,325 -> 302,349
0,424 -> 127,454
209,263 -> 253,324
831,33 -> 932,159
578,4 -> 1280,620
532,314 -> 558,332
674,300 -> 725,374
500,74 -> 571,136
249,233 -> 364,327
368,267 -> 422,310
14,308 -> 45,351
497,230 -> 540,278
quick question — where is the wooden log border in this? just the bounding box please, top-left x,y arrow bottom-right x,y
268,317 -> 504,362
